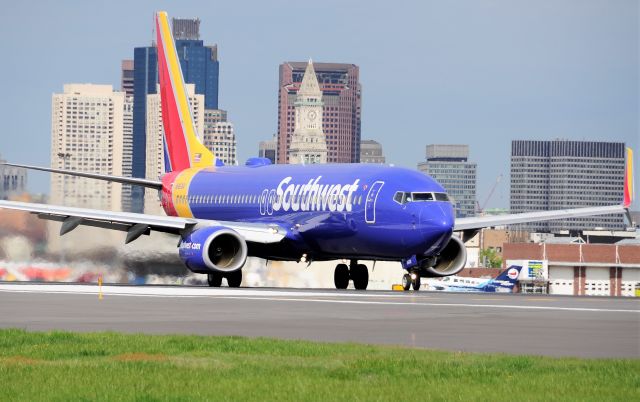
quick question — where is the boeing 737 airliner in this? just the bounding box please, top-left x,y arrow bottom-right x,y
0,12 -> 634,291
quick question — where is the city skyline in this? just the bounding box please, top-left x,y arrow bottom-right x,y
0,1 -> 637,210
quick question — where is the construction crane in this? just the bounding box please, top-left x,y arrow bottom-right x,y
476,174 -> 503,215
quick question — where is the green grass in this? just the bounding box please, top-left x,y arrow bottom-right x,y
0,329 -> 637,401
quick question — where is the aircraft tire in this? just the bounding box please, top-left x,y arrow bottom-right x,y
226,270 -> 243,288
207,272 -> 223,287
334,264 -> 349,289
402,273 -> 412,291
352,264 -> 369,290
412,275 -> 421,291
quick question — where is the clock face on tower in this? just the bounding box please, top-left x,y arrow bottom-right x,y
307,110 -> 317,121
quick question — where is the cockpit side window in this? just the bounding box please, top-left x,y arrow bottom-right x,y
393,191 -> 412,204
434,193 -> 450,202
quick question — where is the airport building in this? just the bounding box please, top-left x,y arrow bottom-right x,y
202,109 -> 237,166
277,61 -> 361,164
287,61 -> 328,164
510,140 -> 626,232
131,17 -> 219,212
417,144 -> 477,218
504,240 -> 640,297
360,140 -> 386,164
144,84 -> 204,214
258,136 -> 277,164
49,84 -> 125,251
0,155 -> 27,200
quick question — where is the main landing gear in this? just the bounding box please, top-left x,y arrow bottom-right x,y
402,270 -> 421,291
207,270 -> 242,288
334,260 -> 369,290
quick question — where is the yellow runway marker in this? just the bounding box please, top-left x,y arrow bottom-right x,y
98,274 -> 103,300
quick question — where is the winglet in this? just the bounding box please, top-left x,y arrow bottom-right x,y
623,147 -> 634,208
155,11 -> 215,172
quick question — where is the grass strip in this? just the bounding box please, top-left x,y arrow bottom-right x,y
0,328 -> 638,401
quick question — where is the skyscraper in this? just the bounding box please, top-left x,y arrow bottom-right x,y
360,140 -> 386,164
120,60 -> 134,97
277,61 -> 361,164
417,145 -> 477,218
131,46 -> 157,212
510,140 -> 626,232
49,84 -> 124,251
50,84 -> 124,210
172,18 -> 200,40
288,61 -> 328,164
131,17 -> 219,212
0,154 -> 26,200
258,135 -> 277,164
121,95 -> 133,212
203,109 -> 236,166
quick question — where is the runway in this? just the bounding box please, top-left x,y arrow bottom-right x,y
0,282 -> 638,358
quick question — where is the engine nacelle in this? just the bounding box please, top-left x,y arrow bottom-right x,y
178,226 -> 248,274
422,236 -> 467,277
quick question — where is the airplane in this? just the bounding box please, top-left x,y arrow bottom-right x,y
423,265 -> 522,293
0,11 -> 635,292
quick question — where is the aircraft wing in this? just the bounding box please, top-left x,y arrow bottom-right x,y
454,204 -> 627,231
0,200 -> 286,244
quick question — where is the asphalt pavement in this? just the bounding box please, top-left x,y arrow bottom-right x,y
0,282 -> 638,358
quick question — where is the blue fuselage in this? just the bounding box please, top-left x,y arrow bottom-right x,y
163,163 -> 455,262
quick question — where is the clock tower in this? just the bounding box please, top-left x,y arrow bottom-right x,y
288,60 -> 328,164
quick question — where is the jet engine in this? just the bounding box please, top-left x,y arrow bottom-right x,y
422,236 -> 467,277
178,226 -> 248,274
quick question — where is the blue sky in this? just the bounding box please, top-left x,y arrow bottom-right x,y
0,0 -> 637,209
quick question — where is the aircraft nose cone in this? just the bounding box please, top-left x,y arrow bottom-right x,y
419,203 -> 455,253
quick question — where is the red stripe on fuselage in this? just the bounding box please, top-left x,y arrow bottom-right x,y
161,172 -> 180,216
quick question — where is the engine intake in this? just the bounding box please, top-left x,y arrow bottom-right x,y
423,235 -> 467,277
179,226 -> 248,274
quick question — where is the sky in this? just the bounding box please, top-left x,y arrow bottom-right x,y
0,0 -> 637,209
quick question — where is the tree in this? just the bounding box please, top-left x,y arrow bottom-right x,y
479,248 -> 503,268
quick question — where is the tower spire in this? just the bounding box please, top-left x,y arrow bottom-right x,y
298,60 -> 321,96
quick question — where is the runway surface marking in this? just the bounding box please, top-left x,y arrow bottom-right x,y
1,283 -> 637,314
214,296 -> 639,313
471,298 -> 505,301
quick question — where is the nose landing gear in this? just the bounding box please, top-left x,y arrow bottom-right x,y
334,260 -> 369,290
402,271 -> 421,291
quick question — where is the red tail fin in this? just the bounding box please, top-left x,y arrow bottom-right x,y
155,11 -> 215,172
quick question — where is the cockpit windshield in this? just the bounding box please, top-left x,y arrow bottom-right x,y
393,191 -> 451,204
412,192 -> 434,201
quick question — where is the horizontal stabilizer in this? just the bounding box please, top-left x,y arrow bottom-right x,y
2,163 -> 163,190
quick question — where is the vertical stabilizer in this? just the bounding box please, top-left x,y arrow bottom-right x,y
481,265 -> 522,292
624,147 -> 634,208
155,11 -> 215,172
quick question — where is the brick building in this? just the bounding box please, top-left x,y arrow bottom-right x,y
503,241 -> 640,296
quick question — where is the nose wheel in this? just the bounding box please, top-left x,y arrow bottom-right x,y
402,271 -> 421,291
333,261 -> 369,290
